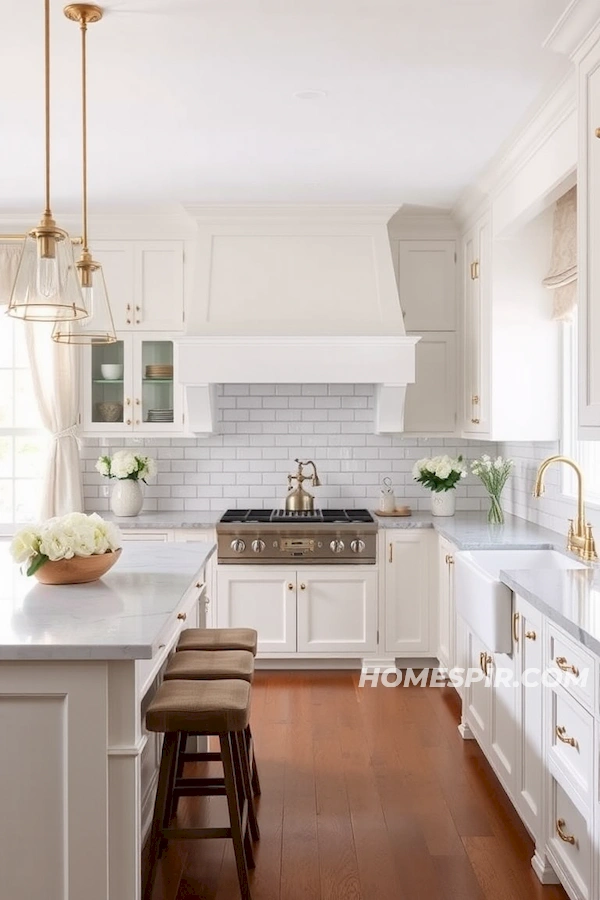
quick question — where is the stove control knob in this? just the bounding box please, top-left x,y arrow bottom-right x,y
230,539 -> 246,554
350,539 -> 366,554
251,539 -> 266,554
330,539 -> 345,554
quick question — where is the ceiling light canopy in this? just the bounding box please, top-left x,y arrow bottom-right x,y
53,3 -> 116,345
7,0 -> 87,323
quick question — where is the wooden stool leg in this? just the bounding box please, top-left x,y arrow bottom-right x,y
220,732 -> 253,900
167,732 -> 186,822
143,732 -> 179,900
245,725 -> 261,796
231,732 -> 256,870
235,731 -> 260,842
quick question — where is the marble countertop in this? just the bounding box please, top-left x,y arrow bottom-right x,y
99,511 -> 222,529
501,567 -> 600,658
373,511 -> 562,551
0,541 -> 215,661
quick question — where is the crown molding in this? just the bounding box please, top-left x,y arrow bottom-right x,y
183,203 -> 402,224
543,0 -> 600,59
452,71 -> 576,228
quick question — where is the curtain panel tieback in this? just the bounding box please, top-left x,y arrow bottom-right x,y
52,425 -> 79,442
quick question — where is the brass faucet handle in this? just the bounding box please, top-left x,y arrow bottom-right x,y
584,524 -> 598,562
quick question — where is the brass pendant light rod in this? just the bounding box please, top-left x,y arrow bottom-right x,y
43,0 -> 51,214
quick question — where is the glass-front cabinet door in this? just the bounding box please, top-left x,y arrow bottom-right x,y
83,337 -> 133,433
133,339 -> 183,431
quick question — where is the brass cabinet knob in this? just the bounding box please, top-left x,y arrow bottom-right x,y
525,630 -> 537,641
556,819 -> 576,845
471,418 -> 480,424
126,397 -> 131,406
300,583 -> 306,590
126,419 -> 131,425
555,725 -> 578,749
135,398 -> 140,405
555,656 -> 579,677
445,554 -> 454,565
595,127 -> 600,138
177,612 -> 187,621
287,582 -> 294,591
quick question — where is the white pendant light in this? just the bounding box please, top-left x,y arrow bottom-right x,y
52,3 -> 116,345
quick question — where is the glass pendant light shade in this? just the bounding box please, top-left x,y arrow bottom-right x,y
52,258 -> 116,343
7,226 -> 88,323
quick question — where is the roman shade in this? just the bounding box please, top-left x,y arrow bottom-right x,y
543,186 -> 577,321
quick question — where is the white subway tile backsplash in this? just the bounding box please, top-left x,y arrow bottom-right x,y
83,385 -> 495,513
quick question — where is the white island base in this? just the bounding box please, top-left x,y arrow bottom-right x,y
0,542 -> 214,900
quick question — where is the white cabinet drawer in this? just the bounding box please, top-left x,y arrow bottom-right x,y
547,778 -> 592,900
547,625 -> 595,713
548,684 -> 594,804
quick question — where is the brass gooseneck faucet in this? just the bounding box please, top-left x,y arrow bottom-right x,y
532,455 -> 597,561
285,459 -> 321,512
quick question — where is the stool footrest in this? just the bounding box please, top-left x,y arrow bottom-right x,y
163,826 -> 231,840
181,751 -> 222,763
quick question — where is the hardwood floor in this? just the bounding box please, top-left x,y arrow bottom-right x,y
148,671 -> 569,900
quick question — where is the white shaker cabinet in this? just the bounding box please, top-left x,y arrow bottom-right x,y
395,240 -> 456,331
93,239 -> 185,333
216,566 -> 297,654
461,213 -> 492,436
403,332 -> 457,435
382,530 -> 435,655
578,42 -> 600,437
216,565 -> 377,656
296,567 -> 378,653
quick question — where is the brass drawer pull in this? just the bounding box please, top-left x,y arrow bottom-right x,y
556,819 -> 576,845
389,543 -> 393,563
556,726 -> 578,749
525,630 -> 537,641
445,554 -> 454,565
556,656 -> 579,677
513,612 -> 519,643
177,612 -> 187,621
471,418 -> 480,424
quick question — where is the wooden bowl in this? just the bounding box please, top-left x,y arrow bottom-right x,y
34,549 -> 122,585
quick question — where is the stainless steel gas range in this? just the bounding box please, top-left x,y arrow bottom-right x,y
216,508 -> 377,564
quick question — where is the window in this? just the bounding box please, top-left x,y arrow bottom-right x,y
562,309 -> 600,504
0,317 -> 48,529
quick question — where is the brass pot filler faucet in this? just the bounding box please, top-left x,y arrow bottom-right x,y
533,455 -> 597,561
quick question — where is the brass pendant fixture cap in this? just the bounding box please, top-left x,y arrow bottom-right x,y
64,4 -> 103,24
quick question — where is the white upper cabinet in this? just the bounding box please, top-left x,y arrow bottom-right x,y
396,240 -> 456,331
578,42 -> 600,437
93,240 -> 185,333
460,209 -> 560,442
404,332 -> 456,435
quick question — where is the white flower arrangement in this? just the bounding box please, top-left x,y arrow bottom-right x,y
10,512 -> 122,577
470,454 -> 514,492
96,450 -> 157,482
412,454 -> 466,493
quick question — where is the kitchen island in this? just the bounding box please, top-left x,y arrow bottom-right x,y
0,540 -> 215,900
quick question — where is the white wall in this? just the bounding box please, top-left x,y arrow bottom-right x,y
82,384 -> 496,513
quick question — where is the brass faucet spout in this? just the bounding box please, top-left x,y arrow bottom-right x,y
532,455 -> 596,560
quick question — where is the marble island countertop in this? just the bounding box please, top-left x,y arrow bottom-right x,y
0,541 -> 215,661
501,566 -> 600,658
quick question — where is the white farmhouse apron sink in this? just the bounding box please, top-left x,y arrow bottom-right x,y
455,549 -> 587,652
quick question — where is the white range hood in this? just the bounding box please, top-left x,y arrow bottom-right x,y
177,205 -> 420,433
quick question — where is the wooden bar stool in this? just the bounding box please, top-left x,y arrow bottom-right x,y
164,649 -> 261,803
177,627 -> 258,656
143,679 -> 254,900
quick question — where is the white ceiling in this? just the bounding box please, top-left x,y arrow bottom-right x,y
1,0 -> 570,212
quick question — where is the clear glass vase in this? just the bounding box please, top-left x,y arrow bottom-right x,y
487,492 -> 504,525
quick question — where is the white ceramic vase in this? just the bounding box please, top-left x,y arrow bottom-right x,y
110,479 -> 144,517
430,489 -> 456,517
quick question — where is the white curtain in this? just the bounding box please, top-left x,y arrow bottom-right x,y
543,186 -> 577,322
25,323 -> 84,519
0,244 -> 21,304
0,245 -> 84,519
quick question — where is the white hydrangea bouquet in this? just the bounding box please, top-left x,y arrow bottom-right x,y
412,455 -> 466,492
471,454 -> 514,524
10,512 -> 122,580
95,450 -> 157,481
413,454 -> 466,517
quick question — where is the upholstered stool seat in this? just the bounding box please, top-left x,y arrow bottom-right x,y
165,649 -> 254,683
146,678 -> 251,734
177,627 -> 258,656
